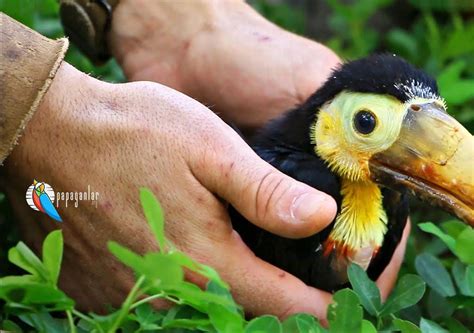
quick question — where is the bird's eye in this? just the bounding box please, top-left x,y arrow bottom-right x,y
354,110 -> 377,135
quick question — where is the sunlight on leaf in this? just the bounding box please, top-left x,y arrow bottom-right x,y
328,289 -> 362,332
455,227 -> 474,265
42,230 -> 63,286
393,318 -> 421,333
140,188 -> 166,252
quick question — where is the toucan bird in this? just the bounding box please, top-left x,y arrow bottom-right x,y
231,54 -> 473,291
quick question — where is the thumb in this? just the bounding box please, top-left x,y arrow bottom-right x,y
192,132 -> 337,238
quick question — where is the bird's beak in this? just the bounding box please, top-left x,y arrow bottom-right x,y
369,101 -> 473,226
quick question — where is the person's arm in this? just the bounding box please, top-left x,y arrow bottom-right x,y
0,13 -> 68,163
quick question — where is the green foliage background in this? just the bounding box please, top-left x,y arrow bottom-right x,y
1,0 -> 473,332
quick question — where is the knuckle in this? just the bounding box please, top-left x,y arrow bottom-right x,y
254,171 -> 289,223
279,298 -> 301,319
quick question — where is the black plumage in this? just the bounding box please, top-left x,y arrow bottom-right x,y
231,54 -> 436,291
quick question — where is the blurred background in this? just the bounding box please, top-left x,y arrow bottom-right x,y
1,0 -> 473,330
2,0 -> 473,128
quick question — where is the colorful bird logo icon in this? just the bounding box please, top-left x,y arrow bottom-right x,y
25,180 -> 62,222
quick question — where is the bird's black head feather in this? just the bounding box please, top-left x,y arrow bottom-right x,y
253,54 -> 439,154
300,54 -> 439,113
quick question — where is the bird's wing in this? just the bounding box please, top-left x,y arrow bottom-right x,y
39,193 -> 63,222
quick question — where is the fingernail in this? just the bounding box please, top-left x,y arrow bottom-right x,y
290,193 -> 325,224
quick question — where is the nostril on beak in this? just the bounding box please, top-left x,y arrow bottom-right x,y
410,104 -> 421,112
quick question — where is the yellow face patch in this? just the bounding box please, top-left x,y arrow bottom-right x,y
312,92 -> 407,182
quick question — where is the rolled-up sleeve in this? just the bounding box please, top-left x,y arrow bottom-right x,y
0,13 -> 69,164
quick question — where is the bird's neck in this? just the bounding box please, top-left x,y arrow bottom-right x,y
324,179 -> 387,262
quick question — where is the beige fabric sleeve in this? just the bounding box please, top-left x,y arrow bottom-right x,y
0,13 -> 69,164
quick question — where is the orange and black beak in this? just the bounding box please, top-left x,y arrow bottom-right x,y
370,101 -> 473,225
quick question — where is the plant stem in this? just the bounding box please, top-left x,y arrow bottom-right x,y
377,316 -> 382,330
72,309 -> 101,332
108,275 -> 146,332
66,310 -> 76,333
130,293 -> 165,310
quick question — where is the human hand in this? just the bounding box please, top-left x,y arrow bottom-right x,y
107,0 -> 410,309
3,62 -> 340,318
108,0 -> 340,130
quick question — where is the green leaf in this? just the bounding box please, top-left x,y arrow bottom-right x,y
208,303 -> 244,333
466,265 -> 474,295
347,264 -> 381,316
438,60 -> 474,105
451,261 -> 474,296
282,313 -> 326,333
455,227 -> 474,264
169,251 -> 228,288
140,188 -> 166,252
443,317 -> 470,333
386,28 -> 419,60
245,315 -> 282,333
42,230 -> 63,285
155,281 -> 235,312
441,220 -> 466,239
427,289 -> 454,319
361,320 -> 377,333
161,305 -> 211,331
207,280 -> 239,313
420,318 -> 449,333
108,241 -> 144,272
8,242 -> 49,281
163,318 -> 210,330
442,23 -> 474,59
415,253 -> 455,297
19,312 -> 70,333
380,274 -> 425,315
328,289 -> 362,333
0,280 -> 74,311
0,274 -> 38,284
393,318 -> 421,333
0,319 -> 23,332
133,303 -> 163,328
88,311 -> 122,332
141,253 -> 184,287
418,222 -> 456,253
